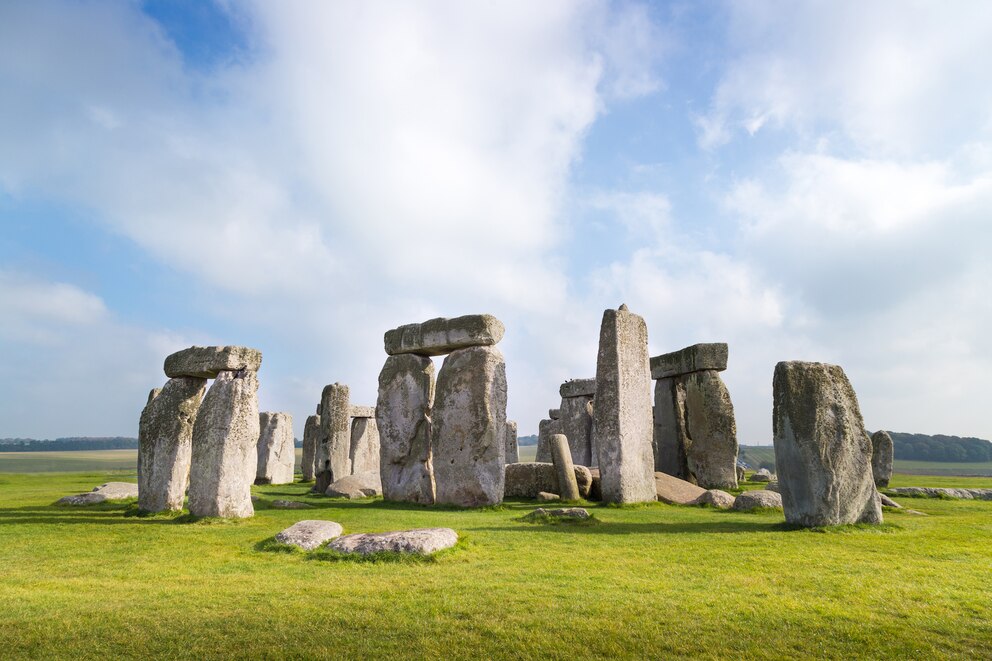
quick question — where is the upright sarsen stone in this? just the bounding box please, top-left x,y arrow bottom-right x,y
316,384 -> 351,484
559,394 -> 594,467
432,345 -> 507,506
653,377 -> 690,480
536,418 -> 561,463
188,370 -> 260,518
550,434 -> 580,501
301,414 -> 320,481
772,361 -> 882,527
505,420 -> 519,463
256,412 -> 295,485
350,416 -> 380,475
683,371 -> 738,489
871,430 -> 893,488
593,305 -> 656,504
376,354 -> 436,504
137,376 -> 206,512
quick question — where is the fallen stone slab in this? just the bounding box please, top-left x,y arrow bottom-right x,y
164,345 -> 262,379
272,500 -> 315,510
889,487 -> 992,500
536,492 -> 560,502
751,468 -> 773,482
878,493 -> 901,508
275,520 -> 343,551
58,482 -> 139,505
327,528 -> 458,555
384,314 -> 505,357
694,489 -> 735,509
655,471 -> 707,505
504,462 -> 592,499
559,378 -> 596,398
522,507 -> 590,522
733,490 -> 783,511
650,343 -> 728,380
325,471 -> 382,499
349,405 -> 375,418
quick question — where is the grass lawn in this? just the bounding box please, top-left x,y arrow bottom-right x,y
0,471 -> 990,659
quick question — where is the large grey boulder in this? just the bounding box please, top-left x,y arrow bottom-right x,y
164,345 -> 262,379
871,430 -> 893,488
536,418 -> 561,463
59,482 -> 139,505
654,471 -> 707,505
327,528 -> 458,555
751,468 -> 773,482
384,314 -> 504,357
652,377 -> 691,480
773,361 -> 882,527
325,471 -> 382,499
559,378 -> 596,398
504,462 -> 592,499
694,489 -> 735,509
188,370 -> 260,518
432,346 -> 507,506
593,305 -> 656,504
559,392 -> 594,467
255,412 -> 295,485
505,420 -> 519,463
301,414 -> 320,482
682,370 -> 738,489
316,383 -> 351,484
733,489 -> 783,511
550,434 -> 580,501
275,520 -> 343,551
650,343 -> 728,379
349,416 -> 380,475
138,376 -> 206,512
889,487 -> 992,500
376,354 -> 436,504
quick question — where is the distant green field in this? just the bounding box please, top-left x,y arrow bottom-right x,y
740,445 -> 992,477
0,450 -> 139,473
518,445 -> 537,462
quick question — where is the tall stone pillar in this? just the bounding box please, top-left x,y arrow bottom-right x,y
376,354 -> 436,504
301,414 -> 320,482
316,383 -> 351,489
256,412 -> 295,485
505,420 -> 519,463
349,412 -> 380,475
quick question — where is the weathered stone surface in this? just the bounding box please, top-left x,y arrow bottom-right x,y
559,378 -> 596,398
878,493 -> 901,508
694,489 -> 735,509
522,507 -> 590,521
549,408 -> 561,420
593,305 -> 656,504
164,345 -> 262,379
59,482 -> 139,505
889,487 -> 992,500
384,314 -> 504,357
682,370 -> 738,489
650,343 -> 728,380
349,405 -> 375,418
652,377 -> 691,480
655,471 -> 707,505
325,471 -> 382,499
255,412 -> 295,485
188,370 -> 260,518
327,528 -> 458,555
376,354 -> 436,504
588,467 -> 601,501
751,468 -> 773,482
736,465 -> 745,481
587,400 -> 598,468
316,384 -> 351,485
733,489 -> 783,511
147,388 -> 161,404
504,462 -> 592,499
871,430 -> 893,488
505,420 -> 519,463
349,416 -> 380,475
432,346 -> 506,506
773,361 -> 882,527
536,418 -> 562,463
271,500 -> 314,509
301,415 -> 320,482
138,376 -> 206,512
536,491 -> 560,502
275,520 -> 343,550
560,394 -> 594,467
765,481 -> 780,493
550,434 -> 580,501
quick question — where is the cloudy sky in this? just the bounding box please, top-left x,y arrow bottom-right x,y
1,1 -> 990,443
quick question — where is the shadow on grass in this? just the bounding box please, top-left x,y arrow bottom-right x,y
0,501 -> 179,525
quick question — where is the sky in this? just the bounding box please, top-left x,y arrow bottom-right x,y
1,1 -> 990,444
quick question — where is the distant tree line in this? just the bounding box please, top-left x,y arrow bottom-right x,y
0,437 -> 139,452
890,432 -> 992,462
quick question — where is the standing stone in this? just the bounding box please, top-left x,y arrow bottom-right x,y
536,418 -> 562,463
350,416 -> 381,475
593,305 -> 656,504
772,361 -> 882,527
255,412 -> 295,485
682,371 -> 738,489
559,394 -> 594,467
550,434 -> 580,501
188,370 -> 260,518
376,354 -> 436,504
871,430 -> 894,488
587,399 -> 598,468
505,420 -> 519,463
137,376 -> 206,512
301,414 -> 320,481
432,345 -> 507,506
652,377 -> 691,480
316,384 -> 351,485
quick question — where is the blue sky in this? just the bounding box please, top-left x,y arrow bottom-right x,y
1,1 -> 990,443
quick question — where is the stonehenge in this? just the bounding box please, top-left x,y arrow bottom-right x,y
349,413 -> 380,475
505,420 -> 519,463
255,412 -> 294,485
315,383 -> 351,490
377,354 -> 437,504
301,414 -> 320,481
550,434 -> 580,501
871,430 -> 894,488
651,343 -> 738,489
504,462 -> 593,499
558,378 -> 596,467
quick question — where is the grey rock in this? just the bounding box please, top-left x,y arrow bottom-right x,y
59,482 -> 139,505
272,500 -> 314,509
764,481 -> 781,493
536,418 -> 562,463
682,370 -> 738,489
650,343 -> 728,380
432,346 -> 507,506
255,412 -> 295,485
301,414 -> 320,482
773,361 -> 882,527
655,471 -> 707,505
522,507 -> 590,521
587,467 -> 601,501
548,408 -> 561,420
751,468 -> 773,482
349,405 -> 375,418
593,305 -> 656,504
147,388 -> 162,404
878,493 -> 901,508
349,416 -> 380,475
138,376 -> 206,512
316,383 -> 351,484
504,462 -> 593,499
164,345 -> 262,379
736,465 -> 745,481
733,490 -> 783,511
376,354 -> 436,504
384,314 -> 505,357
327,528 -> 458,555
559,378 -> 596,398
187,370 -> 260,518
694,489 -> 735,509
652,377 -> 691,480
325,471 -> 382,499
275,520 -> 343,551
536,491 -> 560,502
505,420 -> 519,464
871,430 -> 894,488
889,487 -> 992,500
550,434 -> 580,501
559,394 -> 594,467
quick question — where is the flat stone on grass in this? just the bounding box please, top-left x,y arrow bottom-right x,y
694,489 -> 735,509
520,507 -> 592,523
275,520 -> 344,551
733,490 -> 783,511
271,500 -> 315,510
327,528 -> 458,556
59,482 -> 139,505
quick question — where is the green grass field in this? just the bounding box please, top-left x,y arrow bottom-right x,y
740,445 -> 992,477
0,469 -> 990,659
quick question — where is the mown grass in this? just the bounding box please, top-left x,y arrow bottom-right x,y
0,471 -> 991,659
